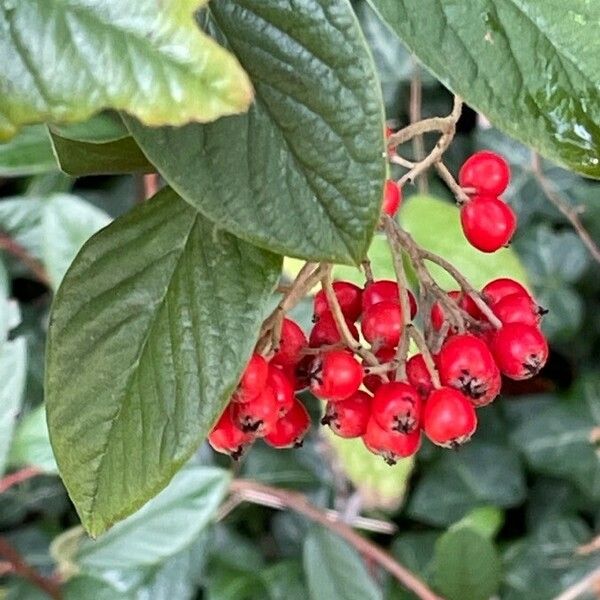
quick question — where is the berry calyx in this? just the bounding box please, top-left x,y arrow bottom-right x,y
460,195 -> 517,253
309,350 -> 363,401
208,405 -> 255,460
406,353 -> 435,399
266,365 -> 295,417
314,281 -> 362,323
459,150 -> 510,196
233,353 -> 269,403
372,381 -> 422,434
493,293 -> 546,327
423,387 -> 477,448
491,323 -> 549,380
382,180 -> 402,217
265,399 -> 311,449
233,386 -> 279,435
362,279 -> 417,318
309,310 -> 359,348
271,318 -> 307,367
363,417 -> 421,464
482,278 -> 531,307
321,391 -> 372,438
361,301 -> 403,349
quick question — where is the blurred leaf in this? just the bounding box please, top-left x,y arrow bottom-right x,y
526,478 -> 583,530
367,0 -> 600,178
25,172 -> 73,196
391,531 -> 438,581
408,443 -> 526,526
206,565 -> 267,600
49,113 -> 129,144
0,0 -> 253,141
65,575 -> 132,600
261,560 -> 308,600
126,0 -> 386,265
8,405 -> 57,474
0,337 -> 27,475
433,526 -> 501,600
401,196 -> 528,289
304,527 -> 382,600
452,506 -> 504,540
0,125 -> 56,177
325,430 -> 414,511
0,196 -> 44,258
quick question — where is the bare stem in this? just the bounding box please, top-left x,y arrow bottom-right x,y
434,161 -> 471,204
0,233 -> 50,287
0,467 -> 41,495
410,63 -> 427,194
552,566 -> 600,600
407,324 -> 441,388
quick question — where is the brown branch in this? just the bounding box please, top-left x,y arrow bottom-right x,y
531,153 -> 600,264
0,537 -> 62,599
434,162 -> 471,205
362,259 -> 374,285
229,479 -> 442,600
142,174 -> 160,201
577,534 -> 600,556
409,63 -> 427,194
407,324 -> 441,389
552,565 -> 600,600
0,467 -> 41,495
0,233 -> 50,287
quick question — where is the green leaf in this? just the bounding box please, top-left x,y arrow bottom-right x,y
125,0 -> 386,265
325,430 -> 414,511
366,0 -> 600,178
452,506 -> 504,540
0,337 -> 27,475
407,443 -> 526,526
303,527 -> 382,600
391,531 -> 438,580
46,188 -> 281,536
261,560 -> 308,600
0,125 -> 56,176
0,0 -> 253,141
8,405 -> 58,474
433,527 -> 501,600
49,112 -> 129,144
401,196 -> 528,290
65,576 -> 132,600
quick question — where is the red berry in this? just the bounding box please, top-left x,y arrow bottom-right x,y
431,291 -> 483,331
482,278 -> 531,307
459,150 -> 510,196
423,387 -> 477,448
271,318 -> 307,367
406,354 -> 434,399
361,301 -> 403,349
362,280 -> 417,318
233,354 -> 268,403
382,180 -> 402,217
461,195 -> 517,253
309,350 -> 363,401
265,399 -> 311,449
233,386 -> 279,436
437,334 -> 500,406
208,405 -> 255,459
314,281 -> 363,323
491,323 -> 548,380
493,293 -> 546,327
363,347 -> 397,394
309,310 -> 359,348
363,417 -> 421,464
321,391 -> 372,438
266,365 -> 295,417
372,381 -> 422,434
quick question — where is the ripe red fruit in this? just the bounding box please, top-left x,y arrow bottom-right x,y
233,353 -> 268,403
431,290 -> 483,331
482,278 -> 531,307
406,354 -> 434,398
461,195 -> 517,253
321,391 -> 372,438
309,350 -> 363,401
363,417 -> 421,464
372,381 -> 422,434
265,399 -> 311,449
233,386 -> 279,436
361,301 -> 403,349
266,366 -> 295,417
314,281 -> 362,323
208,405 -> 255,459
362,280 -> 417,319
459,150 -> 510,196
382,180 -> 402,217
437,334 -> 500,405
493,293 -> 546,327
423,387 -> 477,448
491,323 -> 549,380
309,310 -> 359,348
271,318 -> 307,367
363,347 -> 397,394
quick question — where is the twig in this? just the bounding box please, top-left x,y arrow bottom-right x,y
531,153 -> 600,264
409,63 -> 427,194
0,467 -> 41,495
143,174 -> 160,200
362,260 -> 374,284
0,537 -> 62,599
0,233 -> 50,286
229,479 -> 442,600
577,534 -> 600,556
552,565 -> 600,600
407,324 -> 441,388
434,162 -> 471,205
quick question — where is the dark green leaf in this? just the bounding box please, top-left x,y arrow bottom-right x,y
407,443 -> 526,526
0,0 -> 253,140
391,531 -> 438,580
261,560 -> 308,600
366,0 -> 600,178
46,188 -> 281,535
0,125 -> 56,176
303,527 -> 382,600
126,0 -> 386,264
49,113 -> 129,144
